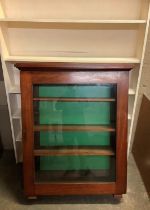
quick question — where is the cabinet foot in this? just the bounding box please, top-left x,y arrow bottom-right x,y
27,196 -> 37,200
113,194 -> 122,200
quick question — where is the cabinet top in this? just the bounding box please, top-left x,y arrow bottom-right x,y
15,62 -> 136,71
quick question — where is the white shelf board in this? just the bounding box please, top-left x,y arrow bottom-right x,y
10,102 -> 132,120
15,141 -> 22,162
8,85 -> 135,96
8,85 -> 20,94
128,88 -> 136,95
12,109 -> 21,119
128,114 -> 132,120
16,131 -> 22,142
4,56 -> 141,64
0,18 -> 147,24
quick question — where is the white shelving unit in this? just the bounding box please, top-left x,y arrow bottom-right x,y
0,0 -> 150,162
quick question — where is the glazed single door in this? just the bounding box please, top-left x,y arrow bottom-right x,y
20,70 -> 128,197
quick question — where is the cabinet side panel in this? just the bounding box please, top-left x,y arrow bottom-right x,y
116,71 -> 129,194
20,71 -> 35,196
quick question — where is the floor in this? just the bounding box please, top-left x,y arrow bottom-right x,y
0,151 -> 149,210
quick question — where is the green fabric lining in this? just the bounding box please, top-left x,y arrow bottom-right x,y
40,156 -> 110,170
39,102 -> 111,125
39,131 -> 110,146
39,85 -> 112,98
37,85 -> 112,171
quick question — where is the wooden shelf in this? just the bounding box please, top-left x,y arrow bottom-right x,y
0,18 -> 147,24
33,97 -> 116,102
34,125 -> 115,132
34,146 -> 115,156
4,56 -> 141,64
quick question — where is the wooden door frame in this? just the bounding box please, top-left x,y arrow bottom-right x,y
20,67 -> 129,197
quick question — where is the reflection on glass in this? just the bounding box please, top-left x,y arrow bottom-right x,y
34,101 -> 115,125
35,131 -> 111,147
35,156 -> 115,183
33,84 -> 116,183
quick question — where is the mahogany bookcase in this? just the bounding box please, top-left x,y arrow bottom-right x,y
15,62 -> 134,199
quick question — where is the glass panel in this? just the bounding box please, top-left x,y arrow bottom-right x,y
33,84 -> 116,183
34,101 -> 115,125
33,84 -> 115,98
35,131 -> 111,147
35,156 -> 115,183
